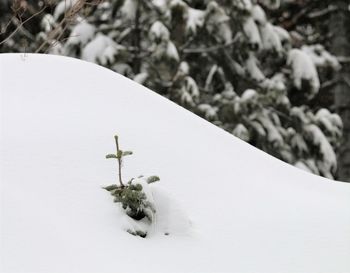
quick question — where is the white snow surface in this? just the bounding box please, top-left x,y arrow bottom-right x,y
1,54 -> 350,273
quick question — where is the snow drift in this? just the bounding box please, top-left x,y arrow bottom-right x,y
0,54 -> 350,273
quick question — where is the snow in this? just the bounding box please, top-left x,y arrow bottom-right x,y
315,108 -> 342,138
65,20 -> 96,48
304,124 -> 337,179
302,44 -> 341,70
1,54 -> 350,273
54,0 -> 78,20
249,5 -> 284,52
245,53 -> 265,81
166,41 -> 180,61
241,88 -> 258,102
287,48 -> 320,98
197,104 -> 218,120
133,72 -> 149,84
152,0 -> 168,9
233,0 -> 253,11
257,110 -> 284,146
251,4 -> 267,26
41,14 -> 55,32
260,22 -> 283,52
178,61 -> 189,75
169,0 -> 205,35
297,159 -> 320,176
294,161 -> 313,173
233,123 -> 250,142
273,25 -> 291,44
120,0 -> 137,20
205,2 -> 232,44
186,8 -> 205,35
149,21 -> 179,62
149,21 -> 170,42
81,33 -> 124,65
179,76 -> 199,106
259,0 -> 280,10
263,72 -> 286,92
243,17 -> 262,49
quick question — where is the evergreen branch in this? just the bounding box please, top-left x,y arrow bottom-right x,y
182,36 -> 239,54
307,5 -> 338,19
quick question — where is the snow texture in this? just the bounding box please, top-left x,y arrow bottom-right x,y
186,7 -> 205,35
150,21 -> 170,42
245,53 -> 265,81
273,25 -> 291,44
82,33 -> 124,65
197,103 -> 218,120
233,123 -> 250,142
260,23 -> 283,52
233,0 -> 253,11
205,2 -> 232,44
243,16 -> 262,49
1,54 -> 350,273
41,14 -> 56,33
252,5 -> 267,26
259,0 -> 280,9
66,20 -> 96,48
287,49 -> 320,98
54,0 -> 78,20
120,0 -> 137,20
302,44 -> 341,70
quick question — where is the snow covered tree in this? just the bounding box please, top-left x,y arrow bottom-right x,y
329,1 -> 350,182
0,0 -> 344,179
268,0 -> 349,180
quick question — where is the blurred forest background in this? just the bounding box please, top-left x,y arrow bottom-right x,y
1,0 -> 350,181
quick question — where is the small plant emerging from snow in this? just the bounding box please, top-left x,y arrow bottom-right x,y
103,135 -> 160,237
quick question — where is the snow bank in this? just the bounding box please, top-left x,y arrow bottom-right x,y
1,54 -> 350,273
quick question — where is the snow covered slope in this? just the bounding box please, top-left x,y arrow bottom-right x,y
1,54 -> 350,273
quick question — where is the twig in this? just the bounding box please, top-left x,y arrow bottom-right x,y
307,5 -> 338,19
35,0 -> 91,53
114,135 -> 124,187
0,6 -> 46,46
182,36 -> 239,54
337,56 -> 350,63
11,16 -> 35,41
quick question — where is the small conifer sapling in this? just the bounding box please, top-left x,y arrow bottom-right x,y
103,135 -> 160,237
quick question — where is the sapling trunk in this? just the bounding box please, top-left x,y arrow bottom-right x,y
114,135 -> 124,187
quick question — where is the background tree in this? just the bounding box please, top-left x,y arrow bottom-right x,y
0,0 -> 346,180
330,1 -> 350,181
267,0 -> 350,180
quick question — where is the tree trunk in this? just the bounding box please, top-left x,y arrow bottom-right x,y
330,1 -> 350,181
